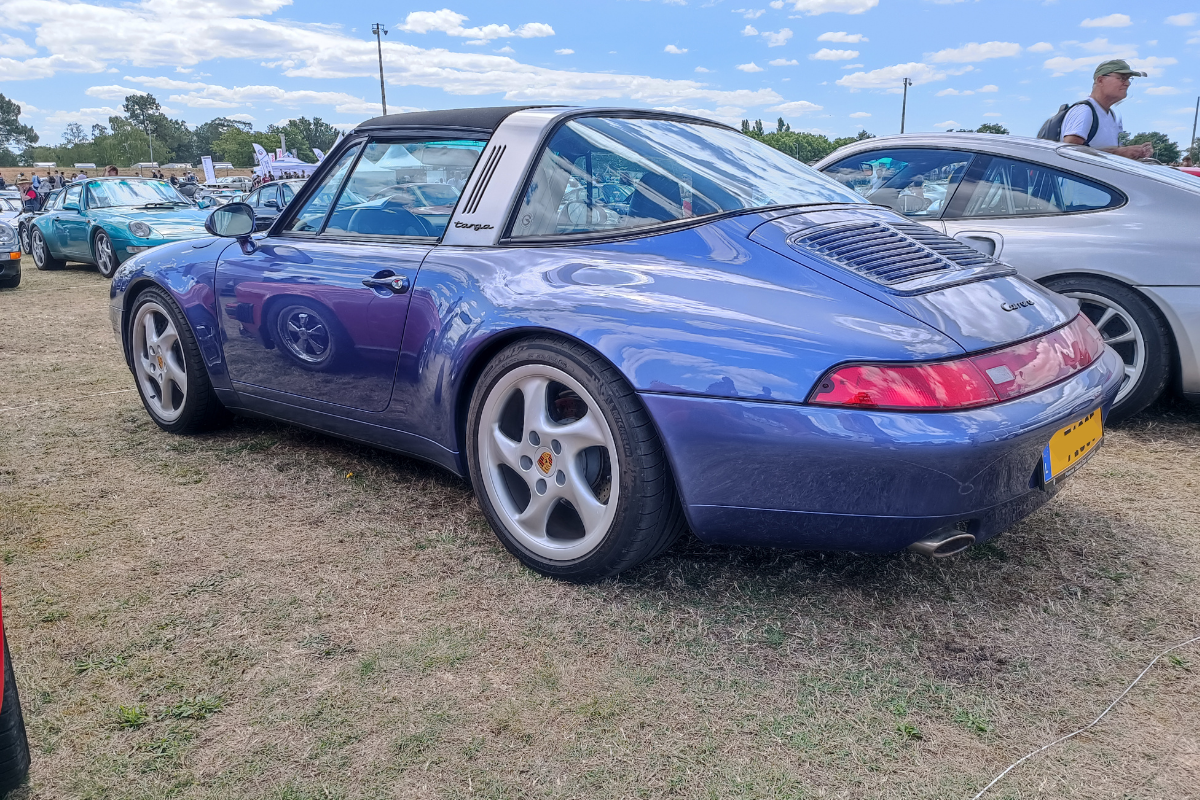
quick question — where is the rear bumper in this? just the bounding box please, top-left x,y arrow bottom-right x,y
642,346 -> 1124,552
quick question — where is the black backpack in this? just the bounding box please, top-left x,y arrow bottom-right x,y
1037,101 -> 1099,144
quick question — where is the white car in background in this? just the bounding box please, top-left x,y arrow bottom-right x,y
817,134 -> 1200,421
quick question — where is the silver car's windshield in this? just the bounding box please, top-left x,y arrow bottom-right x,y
85,180 -> 190,208
511,116 -> 864,238
1056,146 -> 1200,195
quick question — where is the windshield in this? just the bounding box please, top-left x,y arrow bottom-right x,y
511,116 -> 864,238
1056,146 -> 1200,195
85,179 -> 190,208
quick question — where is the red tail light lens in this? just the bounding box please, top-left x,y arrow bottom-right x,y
810,314 -> 1106,410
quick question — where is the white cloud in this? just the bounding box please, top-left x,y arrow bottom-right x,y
934,120 -> 960,128
554,49 -> 574,55
770,99 -> 822,114
1027,41 -> 1054,53
1132,57 -> 1180,76
786,0 -> 878,15
936,88 -> 973,96
763,28 -> 794,47
227,112 -> 255,122
769,58 -> 799,66
1145,85 -> 1181,95
927,41 -> 1021,63
742,25 -> 759,36
734,8 -> 766,18
396,10 -> 555,41
818,31 -> 867,42
737,62 -> 765,72
1044,51 -> 1177,77
0,35 -> 36,58
978,84 -> 998,92
1080,14 -> 1132,28
495,45 -> 515,54
1165,13 -> 1197,26
665,44 -> 689,54
694,66 -> 712,72
652,105 -> 747,126
770,0 -> 784,7
837,61 -> 965,91
1076,37 -> 1137,54
982,112 -> 1001,117
849,111 -> 871,117
810,48 -> 859,60
43,105 -> 123,127
841,63 -> 863,68
85,84 -> 150,100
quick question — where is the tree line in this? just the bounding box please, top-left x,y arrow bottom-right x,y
0,92 -> 340,168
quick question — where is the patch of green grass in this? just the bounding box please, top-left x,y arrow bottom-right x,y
1167,654 -> 1190,670
39,609 -> 68,623
166,696 -> 223,720
576,696 -> 621,721
968,541 -> 1008,561
896,722 -> 922,741
400,625 -> 478,672
116,705 -> 150,729
762,622 -> 786,648
953,709 -> 992,734
73,653 -> 126,673
300,633 -> 356,660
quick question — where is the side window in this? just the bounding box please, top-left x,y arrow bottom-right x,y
958,156 -> 1120,218
322,138 -> 485,238
47,191 -> 64,210
280,183 -> 296,205
822,149 -> 974,219
282,143 -> 364,234
244,190 -> 260,208
64,185 -> 82,209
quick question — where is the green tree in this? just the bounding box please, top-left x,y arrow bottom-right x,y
975,123 -> 1009,135
0,93 -> 39,151
212,127 -> 282,167
193,117 -> 251,158
288,117 -> 339,152
1128,131 -> 1180,163
753,119 -> 764,136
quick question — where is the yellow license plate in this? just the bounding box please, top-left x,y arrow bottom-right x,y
1042,409 -> 1102,484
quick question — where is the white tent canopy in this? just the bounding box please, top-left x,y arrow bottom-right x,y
255,156 -> 319,177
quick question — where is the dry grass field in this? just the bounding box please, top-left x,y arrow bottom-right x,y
1,262 -> 1198,800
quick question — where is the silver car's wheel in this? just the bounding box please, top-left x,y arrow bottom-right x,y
132,299 -> 189,424
30,228 -> 63,270
19,225 -> 30,254
477,363 -> 620,562
94,231 -> 118,278
1064,291 -> 1145,406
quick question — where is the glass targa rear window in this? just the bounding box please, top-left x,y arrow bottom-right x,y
509,116 -> 866,239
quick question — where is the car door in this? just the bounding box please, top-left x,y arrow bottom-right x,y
940,154 -> 1123,268
54,184 -> 90,259
214,137 -> 486,413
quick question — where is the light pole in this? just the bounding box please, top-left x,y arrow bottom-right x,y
1191,95 -> 1199,161
372,23 -> 389,116
900,77 -> 912,134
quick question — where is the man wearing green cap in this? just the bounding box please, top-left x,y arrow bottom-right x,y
1061,59 -> 1155,160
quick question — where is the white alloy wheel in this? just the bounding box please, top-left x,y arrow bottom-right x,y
476,363 -> 620,562
1063,290 -> 1145,407
132,299 -> 189,423
19,225 -> 30,254
31,229 -> 48,269
94,232 -> 118,278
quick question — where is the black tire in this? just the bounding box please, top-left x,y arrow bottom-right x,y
18,225 -> 30,256
0,632 -> 31,796
93,231 -> 119,279
29,228 -> 64,271
0,273 -> 19,290
127,286 -> 230,434
1043,276 -> 1171,424
466,336 -> 686,581
269,299 -> 345,372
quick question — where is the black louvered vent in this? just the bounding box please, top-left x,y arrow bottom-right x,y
790,220 -> 1007,291
462,144 -> 506,215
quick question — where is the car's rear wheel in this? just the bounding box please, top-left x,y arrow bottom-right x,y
93,231 -> 119,279
129,286 -> 229,434
1044,276 -> 1171,423
30,228 -> 64,271
18,225 -> 31,255
0,632 -> 31,795
467,336 -> 685,581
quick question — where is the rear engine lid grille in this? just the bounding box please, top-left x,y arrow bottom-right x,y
789,220 -> 1013,295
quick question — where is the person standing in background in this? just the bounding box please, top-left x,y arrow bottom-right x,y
1061,60 -> 1154,160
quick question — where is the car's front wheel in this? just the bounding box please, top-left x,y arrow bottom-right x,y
29,228 -> 64,271
18,225 -> 31,255
1043,276 -> 1171,423
467,336 -> 685,581
0,632 -> 31,795
93,231 -> 119,279
128,286 -> 229,434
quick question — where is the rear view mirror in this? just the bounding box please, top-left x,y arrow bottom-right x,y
205,202 -> 255,237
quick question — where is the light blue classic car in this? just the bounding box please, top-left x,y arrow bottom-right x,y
29,177 -> 213,279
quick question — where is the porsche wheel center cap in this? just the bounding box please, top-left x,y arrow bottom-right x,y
536,450 -> 554,475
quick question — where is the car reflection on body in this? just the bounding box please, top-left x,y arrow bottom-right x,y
816,133 -> 1200,421
111,106 -> 1122,581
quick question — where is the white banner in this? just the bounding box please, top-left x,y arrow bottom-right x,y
313,148 -> 325,162
251,143 -> 270,165
275,148 -> 284,160
201,155 -> 216,184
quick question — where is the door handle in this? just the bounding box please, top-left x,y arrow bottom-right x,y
362,275 -> 410,294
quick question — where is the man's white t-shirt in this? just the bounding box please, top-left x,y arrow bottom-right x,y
1061,98 -> 1123,148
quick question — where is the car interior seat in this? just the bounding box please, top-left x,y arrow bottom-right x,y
626,172 -> 684,223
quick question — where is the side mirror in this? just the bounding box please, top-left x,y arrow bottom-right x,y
205,202 -> 255,238
197,197 -> 215,209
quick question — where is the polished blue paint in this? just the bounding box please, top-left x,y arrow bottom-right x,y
111,199 -> 1124,553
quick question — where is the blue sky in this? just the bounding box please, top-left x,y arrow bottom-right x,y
2,0 -> 1197,145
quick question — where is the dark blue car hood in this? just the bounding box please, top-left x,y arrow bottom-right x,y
749,205 -> 1078,353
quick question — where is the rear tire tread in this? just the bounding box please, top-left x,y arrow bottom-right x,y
0,633 -> 31,795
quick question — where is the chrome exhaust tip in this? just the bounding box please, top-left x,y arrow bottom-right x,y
906,530 -> 976,559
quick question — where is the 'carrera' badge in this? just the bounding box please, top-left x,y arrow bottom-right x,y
1001,299 -> 1036,312
537,451 -> 554,475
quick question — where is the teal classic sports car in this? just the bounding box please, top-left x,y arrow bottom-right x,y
29,178 -> 213,278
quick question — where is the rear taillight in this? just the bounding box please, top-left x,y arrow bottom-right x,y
809,314 -> 1106,410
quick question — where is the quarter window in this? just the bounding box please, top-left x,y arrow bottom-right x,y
64,185 -> 82,209
822,149 -> 974,219
958,156 -> 1120,217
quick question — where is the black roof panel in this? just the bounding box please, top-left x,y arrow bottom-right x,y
356,105 -> 565,133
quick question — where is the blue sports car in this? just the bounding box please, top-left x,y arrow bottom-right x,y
110,107 -> 1123,580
